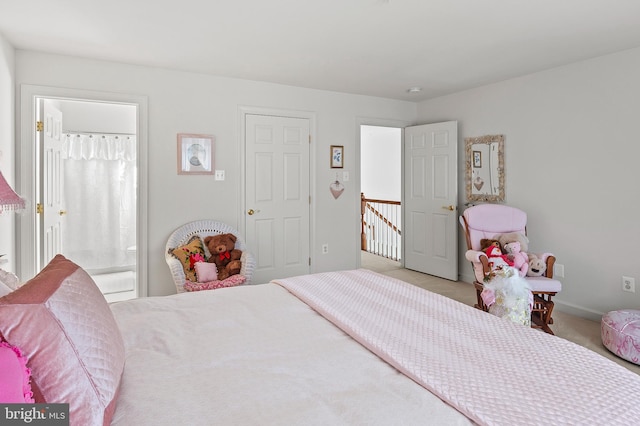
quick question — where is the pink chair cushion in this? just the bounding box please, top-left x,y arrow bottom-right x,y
462,204 -> 527,250
525,276 -> 562,293
601,309 -> 640,365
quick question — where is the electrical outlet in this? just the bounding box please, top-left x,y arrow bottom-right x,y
215,170 -> 225,181
322,244 -> 329,254
622,276 -> 635,293
554,263 -> 564,278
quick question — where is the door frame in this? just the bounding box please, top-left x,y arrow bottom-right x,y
355,117 -> 412,268
237,105 -> 316,272
17,84 -> 149,297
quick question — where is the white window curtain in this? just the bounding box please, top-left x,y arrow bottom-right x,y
61,133 -> 136,272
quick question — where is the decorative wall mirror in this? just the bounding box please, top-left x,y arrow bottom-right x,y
465,134 -> 505,202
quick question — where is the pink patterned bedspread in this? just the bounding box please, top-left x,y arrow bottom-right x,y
273,269 -> 640,426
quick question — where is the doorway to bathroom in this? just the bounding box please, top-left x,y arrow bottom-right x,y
18,85 -> 148,302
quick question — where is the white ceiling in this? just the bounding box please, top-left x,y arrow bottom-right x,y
2,0 -> 640,101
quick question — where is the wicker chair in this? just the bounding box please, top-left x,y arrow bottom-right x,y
165,220 -> 256,293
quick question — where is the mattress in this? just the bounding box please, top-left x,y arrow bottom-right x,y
110,269 -> 640,425
109,280 -> 470,425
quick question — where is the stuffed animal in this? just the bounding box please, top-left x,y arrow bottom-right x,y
204,233 -> 243,280
484,245 -> 514,271
480,238 -> 501,251
481,266 -> 533,326
495,232 -> 529,253
503,241 -> 528,277
526,253 -> 547,277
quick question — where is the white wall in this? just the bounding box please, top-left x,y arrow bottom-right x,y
59,100 -> 136,134
418,47 -> 640,319
14,50 -> 417,296
0,33 -> 16,272
360,125 -> 402,201
13,46 -> 638,317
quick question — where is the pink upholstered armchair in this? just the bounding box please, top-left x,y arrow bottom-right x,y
459,204 -> 561,334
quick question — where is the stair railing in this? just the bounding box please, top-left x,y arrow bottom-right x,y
361,192 -> 402,261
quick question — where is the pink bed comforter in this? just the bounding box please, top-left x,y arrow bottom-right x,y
274,269 -> 640,426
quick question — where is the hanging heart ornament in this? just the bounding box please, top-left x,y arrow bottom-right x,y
330,180 -> 345,199
473,176 -> 484,191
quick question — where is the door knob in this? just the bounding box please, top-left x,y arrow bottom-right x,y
59,210 -> 67,216
442,205 -> 455,211
248,209 -> 255,215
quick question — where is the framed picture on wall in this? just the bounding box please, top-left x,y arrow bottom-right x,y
330,145 -> 344,168
177,133 -> 215,175
473,150 -> 482,168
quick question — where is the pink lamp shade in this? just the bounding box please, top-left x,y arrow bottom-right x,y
0,171 -> 25,212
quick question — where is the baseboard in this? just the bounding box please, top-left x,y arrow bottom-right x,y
553,300 -> 604,322
458,272 -> 476,286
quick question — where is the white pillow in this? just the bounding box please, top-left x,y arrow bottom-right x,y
0,282 -> 11,297
0,269 -> 20,296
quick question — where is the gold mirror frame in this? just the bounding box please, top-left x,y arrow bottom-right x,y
465,134 -> 505,202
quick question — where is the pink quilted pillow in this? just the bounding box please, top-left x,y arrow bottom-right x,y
0,340 -> 34,403
184,274 -> 246,291
0,255 -> 125,426
194,261 -> 218,282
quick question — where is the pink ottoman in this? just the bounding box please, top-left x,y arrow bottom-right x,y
601,309 -> 640,365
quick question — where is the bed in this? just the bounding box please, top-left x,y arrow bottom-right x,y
2,256 -> 640,425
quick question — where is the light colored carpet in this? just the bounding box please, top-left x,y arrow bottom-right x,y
361,251 -> 640,376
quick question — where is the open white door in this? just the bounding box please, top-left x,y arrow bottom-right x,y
404,121 -> 458,280
38,99 -> 65,270
245,114 -> 311,283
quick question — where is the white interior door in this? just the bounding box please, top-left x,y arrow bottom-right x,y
245,114 -> 310,283
404,121 -> 458,280
39,99 -> 65,269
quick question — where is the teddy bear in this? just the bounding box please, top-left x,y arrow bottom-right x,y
204,233 -> 243,280
526,253 -> 547,277
480,238 -> 501,251
495,232 -> 529,253
503,241 -> 528,277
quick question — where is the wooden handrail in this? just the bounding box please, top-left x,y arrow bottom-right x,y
363,198 -> 401,205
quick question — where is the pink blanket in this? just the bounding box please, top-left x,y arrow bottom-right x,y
274,269 -> 640,426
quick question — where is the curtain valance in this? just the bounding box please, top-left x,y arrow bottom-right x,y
63,134 -> 136,161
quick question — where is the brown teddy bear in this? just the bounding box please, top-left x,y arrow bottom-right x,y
480,238 -> 501,251
204,233 -> 243,280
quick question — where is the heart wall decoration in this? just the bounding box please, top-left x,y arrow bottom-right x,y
330,179 -> 345,199
473,176 -> 484,191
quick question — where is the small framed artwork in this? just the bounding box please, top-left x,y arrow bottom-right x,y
330,145 -> 344,168
178,133 -> 215,175
473,150 -> 482,168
